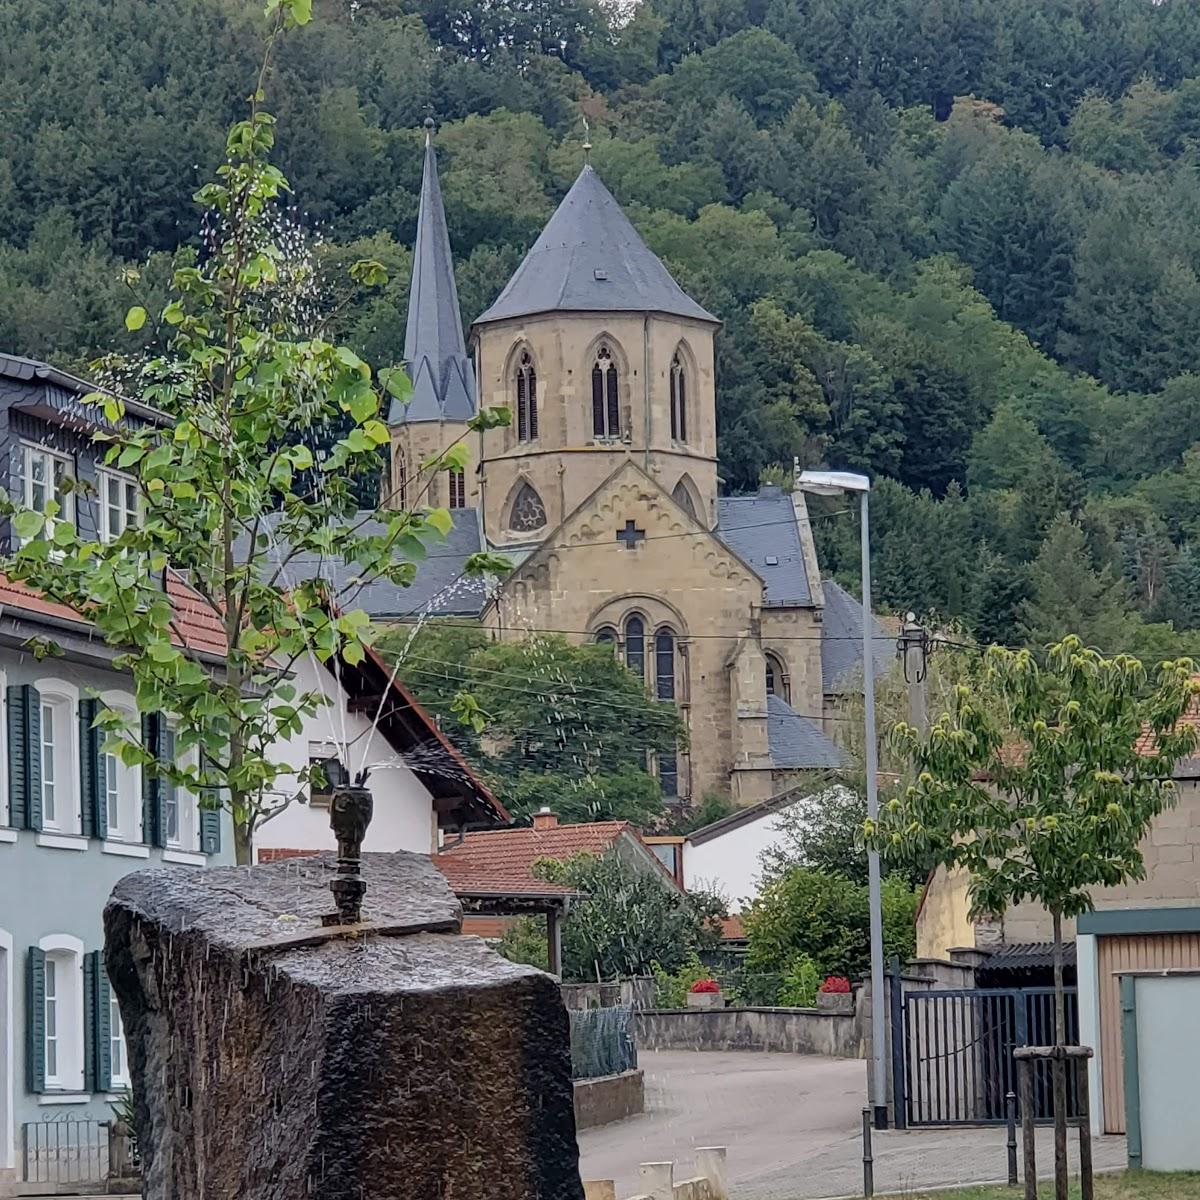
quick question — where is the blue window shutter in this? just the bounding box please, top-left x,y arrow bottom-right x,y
79,698 -> 105,840
141,713 -> 163,847
26,947 -> 46,1094
89,953 -> 112,1094
9,684 -> 42,830
83,952 -> 96,1093
199,806 -> 221,856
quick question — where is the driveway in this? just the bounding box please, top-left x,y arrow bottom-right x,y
577,1050 -> 1128,1200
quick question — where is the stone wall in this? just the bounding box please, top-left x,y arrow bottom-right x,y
574,1070 -> 645,1130
634,1007 -> 863,1058
562,977 -> 655,1011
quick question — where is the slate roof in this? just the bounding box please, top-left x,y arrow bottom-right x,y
0,351 -> 169,425
248,509 -> 491,620
767,695 -> 847,769
475,166 -> 718,327
820,578 -> 895,694
394,127 -> 476,424
715,487 -> 812,607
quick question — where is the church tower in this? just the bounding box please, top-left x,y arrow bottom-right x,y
470,163 -> 721,545
388,120 -> 477,513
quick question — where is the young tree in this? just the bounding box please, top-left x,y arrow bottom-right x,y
870,638 -> 1198,1169
0,1 -> 509,864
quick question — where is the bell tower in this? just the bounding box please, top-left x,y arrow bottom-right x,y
469,164 -> 720,545
389,119 -> 477,514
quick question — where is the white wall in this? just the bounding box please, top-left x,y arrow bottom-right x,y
252,658 -> 436,857
1135,973 -> 1200,1170
684,811 -> 789,908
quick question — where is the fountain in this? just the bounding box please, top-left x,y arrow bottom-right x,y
103,782 -> 584,1199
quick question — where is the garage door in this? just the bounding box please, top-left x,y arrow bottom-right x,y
1097,932 -> 1200,1133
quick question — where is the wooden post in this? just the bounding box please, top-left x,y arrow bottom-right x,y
1076,1055 -> 1094,1200
1053,1050 -> 1069,1200
1006,1091 -> 1018,1188
1018,1057 -> 1037,1200
547,907 -> 563,977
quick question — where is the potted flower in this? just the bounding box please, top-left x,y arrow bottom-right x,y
816,976 -> 854,1014
686,978 -> 725,1009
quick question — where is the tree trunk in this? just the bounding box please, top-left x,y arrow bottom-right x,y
234,819 -> 252,867
1051,909 -> 1069,1200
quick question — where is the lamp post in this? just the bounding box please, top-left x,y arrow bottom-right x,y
797,469 -> 887,1130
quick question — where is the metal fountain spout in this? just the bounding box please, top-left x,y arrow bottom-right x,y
323,775 -> 374,926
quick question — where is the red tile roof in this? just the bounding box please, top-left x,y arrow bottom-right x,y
719,915 -> 746,941
0,571 -> 228,658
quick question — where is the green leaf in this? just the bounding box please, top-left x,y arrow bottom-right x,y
425,507 -> 453,536
348,386 -> 377,424
342,641 -> 365,666
12,510 -> 45,540
290,0 -> 312,23
125,306 -> 147,332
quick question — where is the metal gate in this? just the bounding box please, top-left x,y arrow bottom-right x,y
896,987 -> 1079,1127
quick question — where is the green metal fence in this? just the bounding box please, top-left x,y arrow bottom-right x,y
568,1005 -> 638,1080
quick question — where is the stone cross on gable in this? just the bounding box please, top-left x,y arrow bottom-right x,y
616,520 -> 645,550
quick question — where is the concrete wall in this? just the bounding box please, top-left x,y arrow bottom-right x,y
574,1069 -> 645,1131
0,651 -> 235,1194
252,657 -> 438,857
562,978 -> 655,1012
917,780 -> 1200,959
634,1007 -> 863,1058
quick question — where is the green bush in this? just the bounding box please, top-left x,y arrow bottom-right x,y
650,955 -> 711,1008
776,954 -> 822,1007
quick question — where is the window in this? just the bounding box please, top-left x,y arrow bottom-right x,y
655,628 -> 676,700
672,480 -> 698,522
17,444 -> 74,541
516,351 -> 538,442
35,936 -> 84,1094
509,482 -> 547,534
44,956 -> 58,1083
40,700 -> 62,830
591,344 -> 620,438
624,615 -> 645,678
164,777 -> 180,846
659,751 -> 679,798
110,992 -> 128,1088
594,626 -> 617,646
98,470 -> 139,541
670,352 -> 687,442
448,469 -> 466,509
396,458 -> 408,509
765,653 -> 789,703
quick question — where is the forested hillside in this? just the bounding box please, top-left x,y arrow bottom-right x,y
6,0 -> 1200,652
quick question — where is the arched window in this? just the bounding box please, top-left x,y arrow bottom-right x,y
765,652 -> 789,703
516,351 -> 538,442
509,482 -> 547,533
624,615 -> 645,678
448,469 -> 466,509
655,628 -> 676,701
594,626 -> 617,647
670,352 -> 687,442
671,480 -> 698,522
396,458 -> 408,509
592,344 -> 620,438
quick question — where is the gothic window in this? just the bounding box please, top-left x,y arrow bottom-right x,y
594,626 -> 617,646
765,652 -> 789,703
670,352 -> 687,442
624,614 -> 645,678
448,469 -> 466,509
516,351 -> 538,442
591,344 -> 620,438
655,628 -> 676,701
509,482 -> 547,533
396,458 -> 408,509
658,751 -> 679,798
671,480 -> 698,521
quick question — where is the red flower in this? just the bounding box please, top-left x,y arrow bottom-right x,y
819,976 -> 851,994
689,978 -> 720,993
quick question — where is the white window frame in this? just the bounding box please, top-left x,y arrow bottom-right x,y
17,443 -> 75,542
98,691 -> 141,843
0,668 -> 8,828
164,729 -> 197,852
37,935 -> 84,1095
96,470 -> 140,542
108,992 -> 128,1091
37,684 -> 79,835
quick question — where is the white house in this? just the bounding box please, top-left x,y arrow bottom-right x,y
254,640 -> 505,861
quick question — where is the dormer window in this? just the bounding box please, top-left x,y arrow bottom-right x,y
17,444 -> 74,542
592,344 -> 620,439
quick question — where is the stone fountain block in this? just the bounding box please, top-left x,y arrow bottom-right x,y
104,851 -> 584,1200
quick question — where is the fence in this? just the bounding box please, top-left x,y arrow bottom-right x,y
570,1005 -> 638,1080
22,1117 -> 110,1186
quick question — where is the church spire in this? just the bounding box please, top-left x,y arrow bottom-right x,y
394,117 -> 475,424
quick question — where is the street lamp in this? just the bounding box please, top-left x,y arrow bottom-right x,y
798,469 -> 888,1130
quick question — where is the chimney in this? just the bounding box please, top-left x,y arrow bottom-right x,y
532,806 -> 558,831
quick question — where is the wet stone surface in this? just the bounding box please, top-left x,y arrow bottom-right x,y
104,852 -> 583,1200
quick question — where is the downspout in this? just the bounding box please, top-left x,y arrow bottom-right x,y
643,314 -> 651,473
474,335 -> 488,541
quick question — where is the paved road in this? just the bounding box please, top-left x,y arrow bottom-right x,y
577,1050 -> 1127,1200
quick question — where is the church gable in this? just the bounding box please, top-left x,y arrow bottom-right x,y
489,462 -> 763,627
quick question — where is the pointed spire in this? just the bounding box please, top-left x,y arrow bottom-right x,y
582,116 -> 592,167
394,118 -> 475,424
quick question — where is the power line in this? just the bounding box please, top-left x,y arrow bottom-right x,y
392,621 -> 900,643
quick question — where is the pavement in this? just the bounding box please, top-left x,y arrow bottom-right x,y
576,1050 -> 1128,1200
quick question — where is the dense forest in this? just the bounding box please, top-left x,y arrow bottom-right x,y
7,0 -> 1200,652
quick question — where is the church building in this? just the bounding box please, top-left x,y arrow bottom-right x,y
384,123 -> 888,808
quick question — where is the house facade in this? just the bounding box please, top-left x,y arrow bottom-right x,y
0,355 -> 237,1195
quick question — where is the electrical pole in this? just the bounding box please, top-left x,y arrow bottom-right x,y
900,613 -> 929,737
